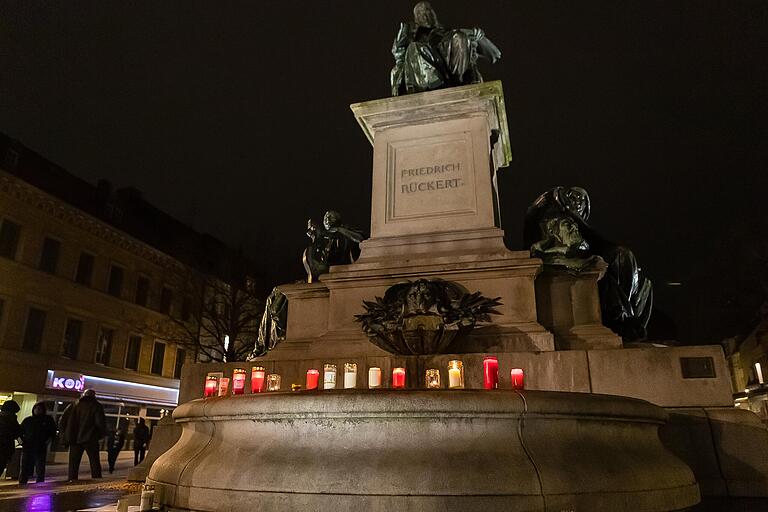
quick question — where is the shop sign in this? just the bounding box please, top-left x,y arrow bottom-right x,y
46,370 -> 85,392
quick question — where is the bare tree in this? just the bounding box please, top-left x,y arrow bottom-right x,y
155,261 -> 263,363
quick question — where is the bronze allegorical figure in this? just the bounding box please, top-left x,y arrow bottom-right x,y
525,186 -> 653,342
303,210 -> 365,283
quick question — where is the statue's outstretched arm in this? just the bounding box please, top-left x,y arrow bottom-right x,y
476,32 -> 501,63
391,22 -> 410,96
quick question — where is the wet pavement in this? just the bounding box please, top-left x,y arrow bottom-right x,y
3,455 -> 768,512
0,453 -> 140,512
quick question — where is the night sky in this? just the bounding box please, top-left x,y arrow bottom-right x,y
1,1 -> 766,344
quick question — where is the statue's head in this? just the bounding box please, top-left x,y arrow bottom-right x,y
405,279 -> 437,314
323,210 -> 342,229
413,1 -> 439,28
553,217 -> 583,248
562,187 -> 590,221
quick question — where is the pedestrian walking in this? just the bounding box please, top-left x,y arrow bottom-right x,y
19,402 -> 57,484
59,389 -> 106,481
132,417 -> 150,466
0,400 -> 22,479
107,419 -> 127,474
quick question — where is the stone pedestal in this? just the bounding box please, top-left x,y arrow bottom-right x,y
261,82 -> 553,359
535,262 -> 622,350
350,80 -> 511,246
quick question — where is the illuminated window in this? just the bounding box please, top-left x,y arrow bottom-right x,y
62,319 -> 82,359
0,218 -> 21,259
95,327 -> 114,365
39,237 -> 60,274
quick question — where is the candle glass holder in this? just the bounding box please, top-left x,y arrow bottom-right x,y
306,369 -> 319,390
344,362 -> 357,389
204,375 -> 218,397
267,373 -> 281,391
218,377 -> 230,396
392,367 -> 406,389
510,368 -> 525,390
368,367 -> 382,389
232,368 -> 246,395
425,369 -> 441,389
323,364 -> 337,390
483,356 -> 499,390
447,360 -> 464,389
251,366 -> 266,393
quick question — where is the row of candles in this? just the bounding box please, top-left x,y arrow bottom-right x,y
203,357 -> 526,397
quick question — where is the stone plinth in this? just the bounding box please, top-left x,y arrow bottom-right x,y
535,263 -> 622,350
351,81 -> 510,246
148,390 -> 699,512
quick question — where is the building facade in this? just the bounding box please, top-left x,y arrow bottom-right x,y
0,133 -> 231,448
725,310 -> 768,425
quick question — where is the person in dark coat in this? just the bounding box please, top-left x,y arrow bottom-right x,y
0,400 -> 22,478
19,402 -> 57,484
59,389 -> 106,481
132,418 -> 150,466
106,419 -> 127,474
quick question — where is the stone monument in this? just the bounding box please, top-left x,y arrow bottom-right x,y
146,6 -> 768,511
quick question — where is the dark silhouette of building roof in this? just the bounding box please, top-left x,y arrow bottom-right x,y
0,131 -> 249,280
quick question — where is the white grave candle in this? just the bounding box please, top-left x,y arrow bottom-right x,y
344,362 -> 357,389
368,367 -> 382,388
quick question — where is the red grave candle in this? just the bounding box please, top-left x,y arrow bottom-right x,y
510,368 -> 525,390
483,356 -> 499,390
251,366 -> 266,393
392,367 -> 406,389
232,368 -> 246,395
204,376 -> 218,397
306,369 -> 320,390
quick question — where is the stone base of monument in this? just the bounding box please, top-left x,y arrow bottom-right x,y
660,407 -> 768,498
127,415 -> 182,482
147,390 -> 699,512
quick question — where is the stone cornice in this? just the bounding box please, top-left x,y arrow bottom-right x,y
0,170 -> 186,272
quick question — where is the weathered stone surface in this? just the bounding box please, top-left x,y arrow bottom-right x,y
535,263 -> 623,349
588,346 -> 734,407
149,390 -> 699,512
127,415 -> 181,482
351,81 -> 509,251
661,407 -> 768,497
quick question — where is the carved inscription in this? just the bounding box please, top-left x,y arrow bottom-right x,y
400,162 -> 464,194
388,137 -> 476,221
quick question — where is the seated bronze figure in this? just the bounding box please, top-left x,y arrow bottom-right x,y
390,1 -> 501,96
